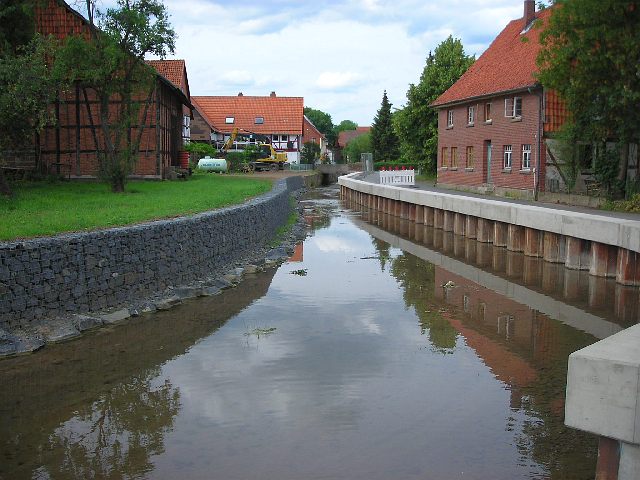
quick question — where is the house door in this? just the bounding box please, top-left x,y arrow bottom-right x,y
485,141 -> 492,184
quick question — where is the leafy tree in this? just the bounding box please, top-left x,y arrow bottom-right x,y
59,0 -> 176,192
344,132 -> 371,164
537,0 -> 640,197
304,107 -> 336,146
395,36 -> 474,174
371,90 -> 399,162
336,120 -> 357,132
301,141 -> 320,165
0,3 -> 66,196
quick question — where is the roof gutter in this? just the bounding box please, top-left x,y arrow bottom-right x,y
431,84 -> 540,109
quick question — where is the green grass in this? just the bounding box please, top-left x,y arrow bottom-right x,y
0,173 -> 272,241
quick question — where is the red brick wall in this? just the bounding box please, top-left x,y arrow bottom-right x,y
437,92 -> 546,192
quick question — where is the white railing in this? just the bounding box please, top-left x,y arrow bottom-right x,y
379,168 -> 415,186
285,163 -> 314,171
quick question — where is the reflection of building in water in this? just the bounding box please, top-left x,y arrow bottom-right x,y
289,243 -> 304,262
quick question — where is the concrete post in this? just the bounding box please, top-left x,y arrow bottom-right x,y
494,221 -> 508,247
476,218 -> 494,243
616,248 -> 640,286
424,207 -> 435,227
565,237 -> 591,270
453,213 -> 466,236
507,224 -> 525,252
465,216 -> 478,239
434,209 -> 444,229
543,232 -> 566,263
565,324 -> 640,480
591,243 -> 619,278
524,228 -> 544,257
443,210 -> 455,232
416,205 -> 425,225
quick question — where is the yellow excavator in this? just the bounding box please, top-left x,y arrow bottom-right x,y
221,128 -> 287,171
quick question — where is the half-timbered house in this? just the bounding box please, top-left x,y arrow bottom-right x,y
34,0 -> 191,179
191,92 -> 304,164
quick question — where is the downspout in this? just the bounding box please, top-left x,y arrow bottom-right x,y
528,85 -> 543,201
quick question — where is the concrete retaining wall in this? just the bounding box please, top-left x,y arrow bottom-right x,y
0,176 -> 304,329
339,173 -> 640,286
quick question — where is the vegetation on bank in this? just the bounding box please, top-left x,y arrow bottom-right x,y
0,174 -> 271,241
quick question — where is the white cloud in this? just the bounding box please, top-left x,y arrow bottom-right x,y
135,0 -> 527,123
316,71 -> 363,90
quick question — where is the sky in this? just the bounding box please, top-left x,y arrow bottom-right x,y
88,0 -> 526,125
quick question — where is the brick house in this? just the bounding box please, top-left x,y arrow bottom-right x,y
432,0 -> 567,198
191,92 -> 304,164
336,127 -> 371,163
302,115 -> 327,157
34,0 -> 191,179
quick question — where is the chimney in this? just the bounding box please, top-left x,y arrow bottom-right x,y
238,92 -> 243,96
270,91 -> 276,97
523,0 -> 535,27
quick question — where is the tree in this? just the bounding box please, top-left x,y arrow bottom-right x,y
395,36 -> 474,174
371,90 -> 399,162
304,107 -> 336,146
301,141 -> 321,165
0,3 -> 66,196
344,132 -> 371,164
537,0 -> 640,197
336,120 -> 357,132
59,0 -> 176,192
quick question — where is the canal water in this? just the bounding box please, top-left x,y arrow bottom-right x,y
2,186 -> 636,479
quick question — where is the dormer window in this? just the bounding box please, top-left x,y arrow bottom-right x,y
225,116 -> 235,124
255,117 -> 264,124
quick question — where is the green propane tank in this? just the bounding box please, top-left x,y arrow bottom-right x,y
197,156 -> 228,173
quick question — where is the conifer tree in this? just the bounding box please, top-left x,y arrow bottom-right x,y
371,90 -> 399,162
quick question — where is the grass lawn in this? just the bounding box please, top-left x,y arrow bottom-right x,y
0,173 -> 272,241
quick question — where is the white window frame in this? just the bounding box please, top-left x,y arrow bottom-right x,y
504,145 -> 512,169
522,144 -> 531,170
255,116 -> 264,124
467,105 -> 475,125
225,116 -> 235,124
447,110 -> 454,128
504,97 -> 523,118
484,102 -> 492,122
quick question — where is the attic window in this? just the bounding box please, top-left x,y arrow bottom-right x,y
255,117 -> 264,124
225,117 -> 235,124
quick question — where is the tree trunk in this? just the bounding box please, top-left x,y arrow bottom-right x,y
0,169 -> 12,197
111,177 -> 125,193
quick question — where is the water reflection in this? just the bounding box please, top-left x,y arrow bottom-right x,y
2,189 -> 633,479
0,271 -> 276,479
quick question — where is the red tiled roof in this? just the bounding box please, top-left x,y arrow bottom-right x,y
191,97 -> 219,132
432,7 -> 553,107
147,59 -> 190,98
191,94 -> 304,135
337,127 -> 370,148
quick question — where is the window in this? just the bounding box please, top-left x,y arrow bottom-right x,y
282,135 -> 288,141
467,105 -> 475,125
225,116 -> 235,124
255,116 -> 264,124
503,145 -> 512,169
522,144 -> 531,170
484,102 -> 492,122
447,110 -> 454,127
504,97 -> 522,118
441,147 -> 448,167
466,146 -> 474,168
451,147 -> 458,168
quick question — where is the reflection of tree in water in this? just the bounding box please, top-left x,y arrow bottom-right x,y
40,368 -> 180,479
372,240 -> 458,352
514,322 -> 597,479
368,230 -> 597,477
